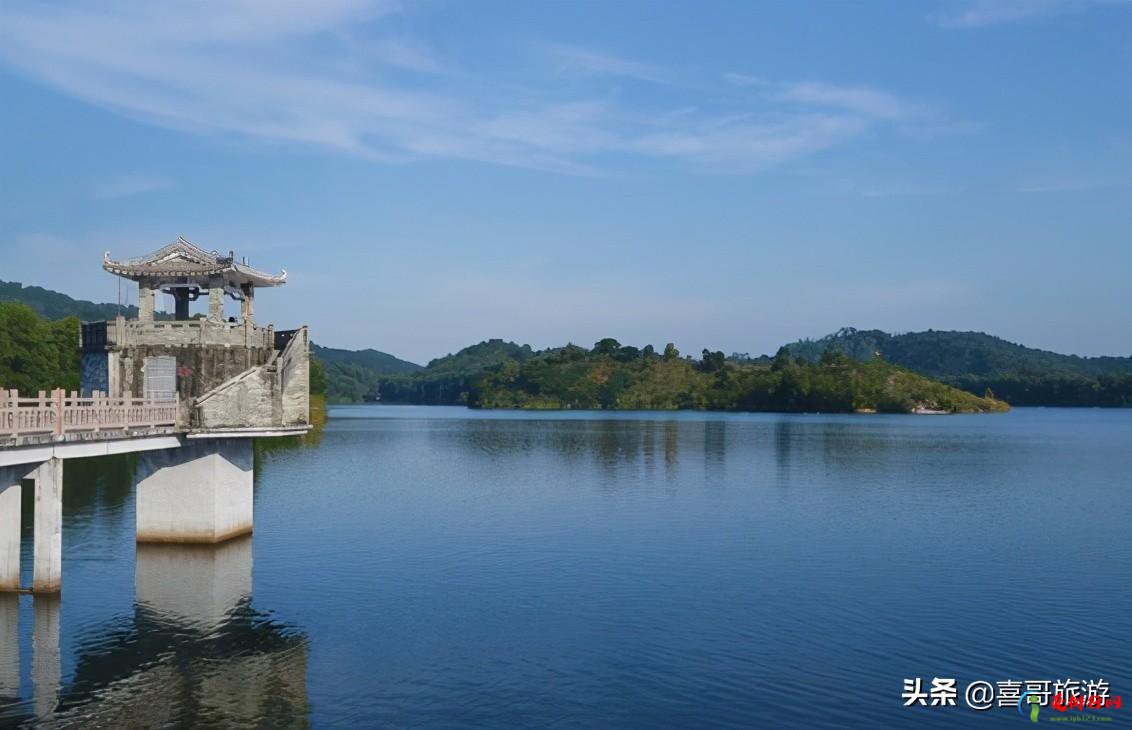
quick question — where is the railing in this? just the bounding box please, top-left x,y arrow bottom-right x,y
99,318 -> 274,350
0,389 -> 181,442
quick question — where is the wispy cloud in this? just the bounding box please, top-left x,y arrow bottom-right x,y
932,0 -> 1128,28
726,74 -> 935,121
540,42 -> 672,84
92,174 -> 175,199
0,0 -> 954,175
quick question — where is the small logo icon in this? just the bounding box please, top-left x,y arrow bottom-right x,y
1018,692 -> 1040,723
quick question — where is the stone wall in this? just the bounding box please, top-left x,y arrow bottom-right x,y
114,345 -> 274,425
108,318 -> 273,350
190,325 -> 310,431
193,361 -> 278,430
278,327 -> 310,427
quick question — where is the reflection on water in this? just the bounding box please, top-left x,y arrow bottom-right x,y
4,405 -> 1132,727
3,492 -> 309,727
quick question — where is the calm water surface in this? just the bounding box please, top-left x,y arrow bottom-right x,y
1,406 -> 1130,727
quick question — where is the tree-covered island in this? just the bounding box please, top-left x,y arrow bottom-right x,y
468,339 -> 1008,414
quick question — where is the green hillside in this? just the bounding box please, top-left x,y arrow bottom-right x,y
470,340 -> 1007,414
787,328 -> 1132,406
1,279 -> 138,321
374,339 -> 535,404
310,344 -> 421,403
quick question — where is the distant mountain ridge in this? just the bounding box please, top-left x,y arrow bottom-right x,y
311,344 -> 421,374
5,278 -> 1130,407
1,279 -> 139,321
786,327 -> 1132,378
374,339 -> 536,404
309,344 -> 422,403
786,328 -> 1132,407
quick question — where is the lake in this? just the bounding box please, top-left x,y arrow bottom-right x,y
2,406 -> 1130,727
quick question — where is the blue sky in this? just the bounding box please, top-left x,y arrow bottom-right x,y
0,0 -> 1129,363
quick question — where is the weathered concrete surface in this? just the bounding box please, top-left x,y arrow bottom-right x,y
0,435 -> 181,469
136,439 -> 253,544
193,325 -> 310,431
32,459 -> 63,594
194,364 -> 277,431
0,593 -> 17,697
0,466 -> 28,591
279,327 -> 310,427
136,536 -> 252,627
138,283 -> 155,322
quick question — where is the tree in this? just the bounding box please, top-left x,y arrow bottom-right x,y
771,346 -> 793,372
309,356 -> 328,395
819,348 -> 850,366
663,343 -> 680,360
592,338 -> 622,356
700,349 -> 726,373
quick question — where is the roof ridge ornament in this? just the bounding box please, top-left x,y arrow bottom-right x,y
103,237 -> 287,287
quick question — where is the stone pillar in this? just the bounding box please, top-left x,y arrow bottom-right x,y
208,280 -> 225,322
32,594 -> 59,718
174,288 -> 191,320
0,466 -> 24,591
241,285 -> 254,324
32,459 -> 63,594
138,282 -> 155,322
136,536 -> 252,628
0,593 -> 17,698
136,439 -> 253,544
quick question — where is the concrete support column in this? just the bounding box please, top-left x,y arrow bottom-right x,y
0,594 -> 17,699
0,466 -> 25,591
136,439 -> 253,544
208,281 -> 224,322
32,459 -> 63,594
138,282 -> 155,322
32,594 -> 59,718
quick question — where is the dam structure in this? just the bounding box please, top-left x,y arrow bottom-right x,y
0,237 -> 310,593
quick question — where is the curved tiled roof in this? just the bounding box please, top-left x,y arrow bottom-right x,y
103,236 -> 286,286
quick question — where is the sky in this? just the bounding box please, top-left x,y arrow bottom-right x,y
0,0 -> 1129,364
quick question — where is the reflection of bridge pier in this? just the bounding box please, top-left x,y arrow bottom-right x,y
0,593 -> 17,700
33,594 -> 61,719
1,538 -> 308,726
136,536 -> 253,625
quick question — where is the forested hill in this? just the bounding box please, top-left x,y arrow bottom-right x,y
787,328 -> 1132,378
1,279 -> 138,321
786,328 -> 1132,407
373,339 -> 535,405
469,341 -> 1007,414
310,344 -> 422,403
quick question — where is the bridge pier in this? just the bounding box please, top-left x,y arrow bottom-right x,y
0,467 -> 24,591
32,459 -> 64,593
136,439 -> 254,544
1,460 -> 65,594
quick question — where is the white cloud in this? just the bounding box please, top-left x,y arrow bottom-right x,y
92,174 -> 175,199
0,0 -> 950,175
932,0 -> 1127,28
540,43 -> 672,84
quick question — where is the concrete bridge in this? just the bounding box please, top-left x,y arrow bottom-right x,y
1,237 -> 311,594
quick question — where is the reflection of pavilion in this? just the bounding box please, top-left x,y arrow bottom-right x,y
0,538 -> 308,726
